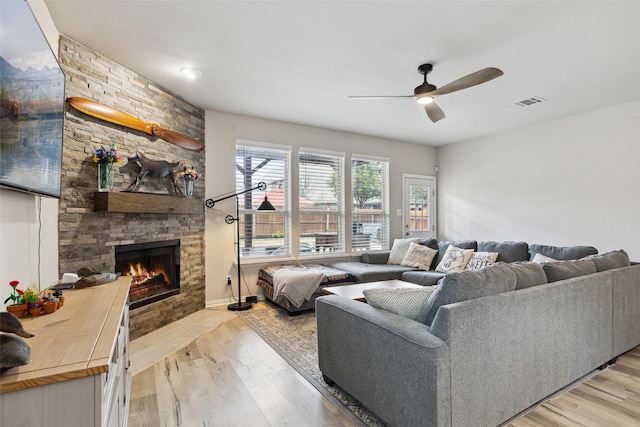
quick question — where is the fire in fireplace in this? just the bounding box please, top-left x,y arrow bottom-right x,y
115,239 -> 180,309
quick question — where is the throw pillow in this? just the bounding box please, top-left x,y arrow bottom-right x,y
401,242 -> 438,270
435,245 -> 474,273
363,286 -> 436,323
387,238 -> 420,265
465,252 -> 499,270
532,252 -> 558,263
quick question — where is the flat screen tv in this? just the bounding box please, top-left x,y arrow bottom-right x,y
0,0 -> 65,198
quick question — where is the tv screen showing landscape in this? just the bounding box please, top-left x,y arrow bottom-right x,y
0,0 -> 65,198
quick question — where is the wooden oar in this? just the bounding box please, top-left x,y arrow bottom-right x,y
67,97 -> 204,152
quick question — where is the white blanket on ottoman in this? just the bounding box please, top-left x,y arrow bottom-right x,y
272,269 -> 325,308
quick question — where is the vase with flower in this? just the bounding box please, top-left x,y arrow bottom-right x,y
4,280 -> 26,318
93,139 -> 121,191
177,166 -> 199,198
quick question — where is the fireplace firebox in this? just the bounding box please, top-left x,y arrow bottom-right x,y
115,239 -> 180,309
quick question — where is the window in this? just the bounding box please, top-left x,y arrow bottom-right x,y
299,149 -> 345,255
351,156 -> 389,251
236,143 -> 291,258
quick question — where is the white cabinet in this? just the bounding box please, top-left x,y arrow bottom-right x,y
0,277 -> 131,427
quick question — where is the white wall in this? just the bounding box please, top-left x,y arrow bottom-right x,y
437,100 -> 640,260
204,111 -> 436,305
0,1 -> 60,305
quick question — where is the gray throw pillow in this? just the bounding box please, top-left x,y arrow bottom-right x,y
529,244 -> 598,261
364,286 -> 437,323
541,259 -> 597,283
582,250 -> 630,272
424,263 -> 517,325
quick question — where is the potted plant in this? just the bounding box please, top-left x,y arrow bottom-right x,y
43,290 -> 59,314
24,287 -> 42,316
4,280 -> 26,318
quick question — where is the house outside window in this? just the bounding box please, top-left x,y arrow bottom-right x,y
299,149 -> 345,255
236,143 -> 291,258
351,155 -> 389,251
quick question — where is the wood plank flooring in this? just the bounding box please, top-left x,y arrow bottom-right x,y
128,307 -> 356,427
508,345 -> 640,427
129,306 -> 640,427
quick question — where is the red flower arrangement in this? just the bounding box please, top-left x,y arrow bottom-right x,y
4,280 -> 24,306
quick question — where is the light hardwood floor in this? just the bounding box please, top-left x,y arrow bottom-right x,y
128,307 -> 357,427
129,306 -> 640,427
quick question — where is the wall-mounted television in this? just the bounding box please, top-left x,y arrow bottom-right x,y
0,0 -> 65,198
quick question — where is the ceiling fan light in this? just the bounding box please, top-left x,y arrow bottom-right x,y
180,67 -> 202,80
416,96 -> 434,105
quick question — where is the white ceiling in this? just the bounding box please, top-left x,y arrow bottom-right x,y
44,1 -> 640,146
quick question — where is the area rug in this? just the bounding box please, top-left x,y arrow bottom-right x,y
237,304 -> 386,427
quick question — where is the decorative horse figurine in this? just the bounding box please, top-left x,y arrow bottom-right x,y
126,151 -> 185,195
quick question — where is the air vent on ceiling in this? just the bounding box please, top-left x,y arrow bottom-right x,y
514,96 -> 547,107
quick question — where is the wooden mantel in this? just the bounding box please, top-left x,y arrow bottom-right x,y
94,191 -> 202,214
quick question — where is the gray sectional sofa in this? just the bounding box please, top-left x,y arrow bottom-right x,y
317,249 -> 640,427
332,239 -> 598,285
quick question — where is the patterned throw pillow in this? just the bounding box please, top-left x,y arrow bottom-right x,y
401,242 -> 438,270
387,238 -> 420,265
435,245 -> 474,273
465,252 -> 499,270
363,286 -> 437,323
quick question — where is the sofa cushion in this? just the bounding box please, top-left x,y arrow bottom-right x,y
401,242 -> 439,270
424,263 -> 518,325
435,246 -> 474,273
465,252 -> 498,270
582,250 -> 631,272
418,237 -> 439,250
431,240 -> 478,270
493,261 -> 547,289
401,270 -> 446,286
388,238 -> 421,265
477,241 -> 529,263
541,259 -> 597,283
529,244 -> 598,261
363,286 -> 437,323
361,251 -> 390,264
332,261 -> 415,283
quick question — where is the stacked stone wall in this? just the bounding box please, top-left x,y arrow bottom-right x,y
58,36 -> 205,339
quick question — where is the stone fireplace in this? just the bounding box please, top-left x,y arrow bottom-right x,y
115,239 -> 181,309
57,36 -> 206,339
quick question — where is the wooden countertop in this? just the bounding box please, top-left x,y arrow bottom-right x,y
0,276 -> 131,393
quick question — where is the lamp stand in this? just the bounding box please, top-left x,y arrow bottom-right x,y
227,195 -> 252,311
205,181 -> 275,312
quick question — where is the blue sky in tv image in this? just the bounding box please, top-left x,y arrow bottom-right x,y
0,0 -> 65,198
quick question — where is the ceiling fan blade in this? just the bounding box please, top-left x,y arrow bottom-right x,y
67,97 -> 205,152
430,67 -> 503,96
424,101 -> 446,123
348,95 -> 415,100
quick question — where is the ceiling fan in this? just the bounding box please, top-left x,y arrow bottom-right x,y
67,97 -> 205,152
349,63 -> 503,123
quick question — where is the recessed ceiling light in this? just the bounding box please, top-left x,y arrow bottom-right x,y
180,68 -> 202,80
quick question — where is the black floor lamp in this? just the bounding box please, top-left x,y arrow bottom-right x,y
205,181 -> 275,311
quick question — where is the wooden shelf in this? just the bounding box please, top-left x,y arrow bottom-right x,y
94,191 -> 202,214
